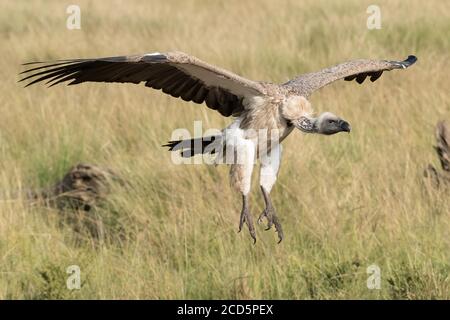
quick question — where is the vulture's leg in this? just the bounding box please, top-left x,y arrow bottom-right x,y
229,138 -> 256,243
260,186 -> 283,243
238,193 -> 255,243
258,144 -> 284,243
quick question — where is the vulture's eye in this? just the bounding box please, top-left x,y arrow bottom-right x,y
328,119 -> 334,124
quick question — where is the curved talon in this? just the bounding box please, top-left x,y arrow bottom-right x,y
272,215 -> 284,243
266,218 -> 273,230
258,209 -> 268,226
276,232 -> 283,243
258,207 -> 274,231
259,203 -> 283,241
257,213 -> 265,224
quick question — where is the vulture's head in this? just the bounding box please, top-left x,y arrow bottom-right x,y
281,96 -> 350,135
293,112 -> 351,135
315,112 -> 351,135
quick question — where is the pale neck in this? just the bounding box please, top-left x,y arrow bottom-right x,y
297,116 -> 318,133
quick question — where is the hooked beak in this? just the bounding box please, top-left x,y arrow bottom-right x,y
340,120 -> 351,133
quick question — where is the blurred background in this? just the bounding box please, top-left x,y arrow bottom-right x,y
0,0 -> 449,299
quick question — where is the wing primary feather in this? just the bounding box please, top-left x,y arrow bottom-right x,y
105,64 -> 145,82
20,61 -> 83,75
21,52 -> 261,118
152,69 -> 183,88
121,65 -> 162,83
49,71 -> 83,87
144,67 -> 178,88
40,61 -> 111,86
19,61 -> 91,83
46,70 -> 80,86
68,62 -> 132,84
24,67 -> 80,87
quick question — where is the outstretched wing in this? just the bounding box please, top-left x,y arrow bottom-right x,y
283,55 -> 417,96
20,51 -> 266,117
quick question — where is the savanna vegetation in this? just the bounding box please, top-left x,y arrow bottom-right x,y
0,0 -> 449,299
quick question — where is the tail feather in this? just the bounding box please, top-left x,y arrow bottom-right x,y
163,136 -> 220,158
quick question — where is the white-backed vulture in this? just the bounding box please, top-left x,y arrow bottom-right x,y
20,52 -> 417,243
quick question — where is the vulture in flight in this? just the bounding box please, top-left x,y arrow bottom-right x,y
20,52 -> 417,243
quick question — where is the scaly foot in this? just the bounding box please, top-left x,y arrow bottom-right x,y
259,187 -> 284,243
258,205 -> 283,243
238,195 -> 256,243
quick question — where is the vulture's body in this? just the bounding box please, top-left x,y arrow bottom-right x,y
20,51 -> 417,243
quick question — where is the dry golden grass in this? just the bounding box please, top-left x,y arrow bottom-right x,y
0,0 -> 449,299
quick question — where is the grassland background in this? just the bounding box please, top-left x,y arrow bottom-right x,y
0,0 -> 449,299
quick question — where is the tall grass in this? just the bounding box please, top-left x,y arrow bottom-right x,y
0,0 -> 449,299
